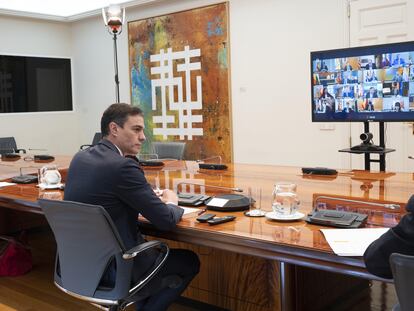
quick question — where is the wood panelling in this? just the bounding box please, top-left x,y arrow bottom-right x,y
157,239 -> 280,311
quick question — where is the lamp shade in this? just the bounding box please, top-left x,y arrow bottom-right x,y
102,4 -> 125,34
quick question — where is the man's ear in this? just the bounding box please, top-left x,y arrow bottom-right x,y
109,122 -> 118,137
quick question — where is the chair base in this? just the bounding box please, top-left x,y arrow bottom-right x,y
55,282 -> 136,311
55,282 -> 119,310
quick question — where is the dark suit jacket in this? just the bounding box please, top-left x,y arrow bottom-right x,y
342,107 -> 353,113
64,139 -> 184,280
364,195 -> 414,279
365,91 -> 378,99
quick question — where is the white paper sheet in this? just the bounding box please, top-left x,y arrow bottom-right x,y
320,228 -> 389,256
180,206 -> 201,215
207,198 -> 228,207
0,182 -> 16,188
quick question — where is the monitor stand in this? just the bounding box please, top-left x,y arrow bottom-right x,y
338,121 -> 395,171
350,143 -> 384,152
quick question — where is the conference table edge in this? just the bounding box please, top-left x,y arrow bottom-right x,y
139,221 -> 392,283
0,197 -> 42,214
0,193 -> 391,284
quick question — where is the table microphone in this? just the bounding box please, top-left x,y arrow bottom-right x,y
125,155 -> 164,167
11,167 -> 38,184
1,153 -> 21,160
138,158 -> 182,167
196,156 -> 228,170
314,195 -> 401,210
176,182 -> 247,211
34,155 -> 55,161
177,181 -> 243,193
139,160 -> 164,167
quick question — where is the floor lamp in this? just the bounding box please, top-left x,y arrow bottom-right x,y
102,4 -> 125,103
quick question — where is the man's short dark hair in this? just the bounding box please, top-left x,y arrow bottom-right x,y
101,103 -> 143,136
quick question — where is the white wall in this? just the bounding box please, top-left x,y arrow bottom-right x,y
72,0 -> 358,169
0,15 -> 80,154
229,0 -> 350,167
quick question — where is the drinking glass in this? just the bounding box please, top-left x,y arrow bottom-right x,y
245,186 -> 266,217
272,182 -> 300,216
39,165 -> 61,187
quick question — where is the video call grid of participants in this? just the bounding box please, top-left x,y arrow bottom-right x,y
312,52 -> 414,114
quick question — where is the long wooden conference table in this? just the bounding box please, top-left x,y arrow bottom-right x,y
0,156 -> 409,311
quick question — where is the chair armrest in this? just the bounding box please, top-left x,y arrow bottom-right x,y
80,144 -> 92,150
126,240 -> 170,298
123,240 -> 163,260
15,148 -> 26,154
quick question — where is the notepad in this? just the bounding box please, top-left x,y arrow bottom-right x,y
320,228 -> 389,256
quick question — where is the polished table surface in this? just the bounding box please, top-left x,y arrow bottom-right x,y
0,155 -> 71,213
140,162 -> 408,281
0,158 -> 410,281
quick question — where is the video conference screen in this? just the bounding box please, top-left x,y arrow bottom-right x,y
311,41 -> 414,122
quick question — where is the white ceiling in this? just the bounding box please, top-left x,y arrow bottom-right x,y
0,0 -> 159,21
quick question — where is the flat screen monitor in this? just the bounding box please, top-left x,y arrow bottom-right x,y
311,41 -> 414,122
0,55 -> 72,113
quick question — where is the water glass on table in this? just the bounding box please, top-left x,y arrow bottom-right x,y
245,186 -> 266,217
272,182 -> 300,216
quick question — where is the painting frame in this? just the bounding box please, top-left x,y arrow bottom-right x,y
128,2 -> 233,162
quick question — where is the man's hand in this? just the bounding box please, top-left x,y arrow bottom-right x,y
153,188 -> 163,197
160,189 -> 178,205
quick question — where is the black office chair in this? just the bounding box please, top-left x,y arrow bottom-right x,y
0,137 -> 26,155
390,253 -> 414,311
38,199 -> 169,311
152,142 -> 186,160
80,132 -> 102,150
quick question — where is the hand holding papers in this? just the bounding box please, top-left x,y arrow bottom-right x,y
320,228 -> 389,256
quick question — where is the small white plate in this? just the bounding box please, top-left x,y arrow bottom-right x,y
265,211 -> 305,221
38,183 -> 64,190
244,210 -> 266,217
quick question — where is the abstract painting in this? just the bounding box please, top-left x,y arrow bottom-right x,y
128,2 -> 232,162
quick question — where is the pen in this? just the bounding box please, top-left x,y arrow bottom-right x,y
198,208 -> 207,216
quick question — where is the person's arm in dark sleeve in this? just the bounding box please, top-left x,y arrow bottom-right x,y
364,228 -> 405,279
364,196 -> 414,279
116,159 -> 183,231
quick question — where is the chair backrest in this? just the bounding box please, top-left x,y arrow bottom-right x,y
80,132 -> 102,150
38,199 -> 133,301
0,137 -> 17,155
92,132 -> 102,145
390,253 -> 414,311
152,142 -> 186,160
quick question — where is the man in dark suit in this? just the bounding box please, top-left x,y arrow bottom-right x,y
365,59 -> 377,70
364,195 -> 414,279
64,103 -> 200,311
365,87 -> 378,99
365,100 -> 374,111
342,102 -> 354,113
